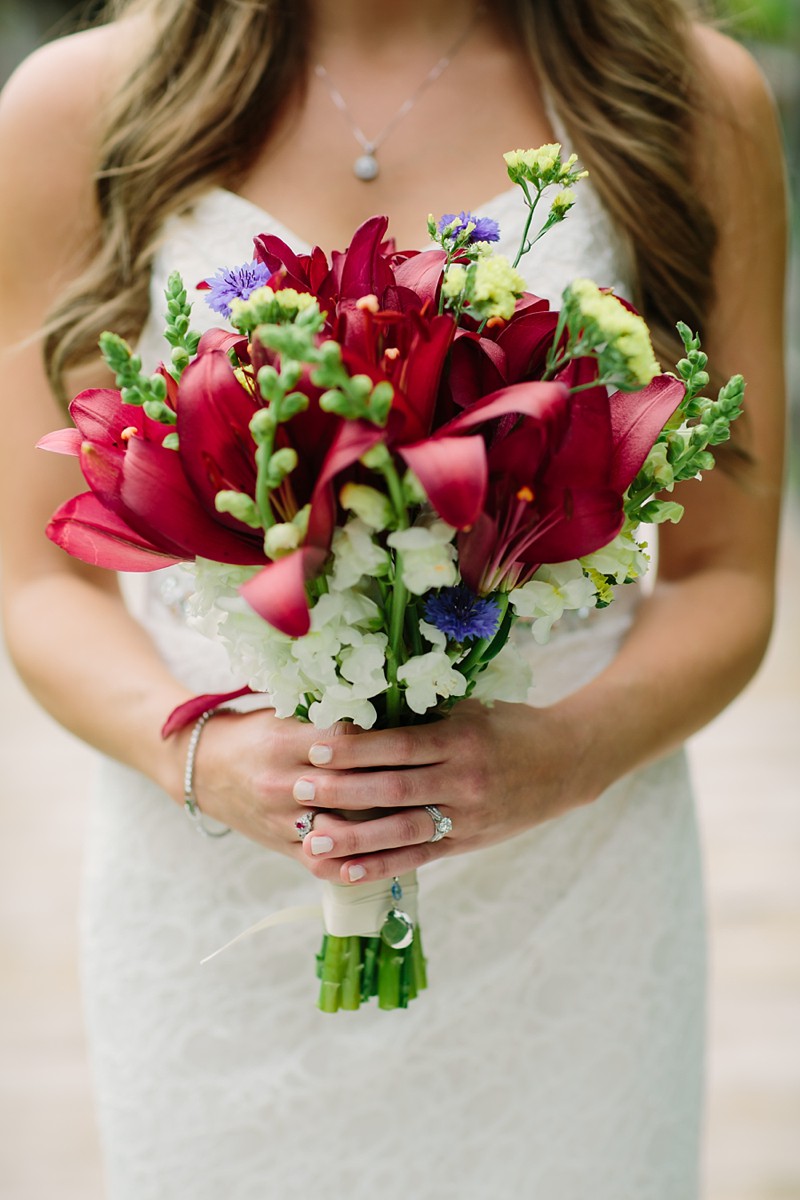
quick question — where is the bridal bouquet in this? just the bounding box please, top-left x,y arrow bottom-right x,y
41,145 -> 743,1011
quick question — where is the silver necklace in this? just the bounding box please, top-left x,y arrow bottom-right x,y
314,11 -> 482,183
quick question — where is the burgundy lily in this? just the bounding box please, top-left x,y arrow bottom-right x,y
420,359 -> 684,592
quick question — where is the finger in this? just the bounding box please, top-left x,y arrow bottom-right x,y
292,763 -> 449,811
306,721 -> 451,771
338,841 -> 447,885
301,807 -> 445,862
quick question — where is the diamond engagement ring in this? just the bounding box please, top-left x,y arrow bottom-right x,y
295,811 -> 316,841
424,804 -> 453,843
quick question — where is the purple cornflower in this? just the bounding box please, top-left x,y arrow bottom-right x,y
424,585 -> 501,643
437,211 -> 501,244
201,260 -> 272,319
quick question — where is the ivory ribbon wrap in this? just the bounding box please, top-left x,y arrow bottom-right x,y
201,870 -> 420,964
321,870 -> 419,937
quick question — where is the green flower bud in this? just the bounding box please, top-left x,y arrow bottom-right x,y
280,391 -> 310,421
215,490 -> 262,529
263,522 -> 303,559
369,380 -> 394,425
402,468 -> 428,506
360,443 -> 392,471
250,407 -> 277,441
142,398 -> 177,424
265,447 -> 298,489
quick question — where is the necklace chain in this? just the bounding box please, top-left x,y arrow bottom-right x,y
314,8 -> 482,182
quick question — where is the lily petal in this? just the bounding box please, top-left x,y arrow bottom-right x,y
609,375 -> 685,492
46,493 -> 183,570
37,428 -> 82,456
121,437 -> 263,563
399,435 -> 487,528
161,686 -> 257,738
240,545 -> 328,637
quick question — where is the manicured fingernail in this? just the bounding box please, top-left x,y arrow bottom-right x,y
347,864 -> 366,882
293,778 -> 316,802
308,743 -> 333,766
310,835 -> 333,855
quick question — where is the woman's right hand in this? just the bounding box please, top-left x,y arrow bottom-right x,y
170,708 -> 341,862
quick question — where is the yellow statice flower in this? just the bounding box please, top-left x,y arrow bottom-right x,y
470,256 -> 526,320
230,286 -> 319,334
504,143 -> 561,177
441,264 -> 468,300
566,279 -> 660,387
551,187 -> 576,213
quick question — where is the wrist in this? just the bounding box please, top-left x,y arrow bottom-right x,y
546,690 -> 624,808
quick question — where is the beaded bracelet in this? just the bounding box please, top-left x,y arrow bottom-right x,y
183,708 -> 232,839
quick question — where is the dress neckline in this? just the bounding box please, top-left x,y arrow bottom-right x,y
200,183 -> 525,255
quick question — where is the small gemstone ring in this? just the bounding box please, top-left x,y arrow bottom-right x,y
295,810 -> 316,842
424,804 -> 453,843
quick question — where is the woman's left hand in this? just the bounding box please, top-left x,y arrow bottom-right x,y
294,700 -> 594,884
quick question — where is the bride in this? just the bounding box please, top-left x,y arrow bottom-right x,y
0,0 -> 786,1196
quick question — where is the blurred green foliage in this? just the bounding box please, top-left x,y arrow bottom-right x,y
720,0 -> 799,42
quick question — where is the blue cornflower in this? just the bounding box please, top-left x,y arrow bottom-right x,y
437,211 -> 501,244
424,585 -> 501,643
201,260 -> 272,319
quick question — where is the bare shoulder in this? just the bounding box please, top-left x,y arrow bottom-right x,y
0,18 -> 151,265
689,24 -> 787,237
0,15 -> 150,128
690,24 -> 783,150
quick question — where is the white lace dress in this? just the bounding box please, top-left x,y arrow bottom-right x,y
80,184 -> 705,1200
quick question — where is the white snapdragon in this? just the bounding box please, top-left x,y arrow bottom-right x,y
581,530 -> 649,585
386,521 -> 458,594
289,592 -> 389,713
417,619 -> 448,651
329,518 -> 390,590
339,483 -> 395,531
338,641 -> 389,693
308,686 -> 379,730
510,561 -> 597,644
311,588 -> 383,632
470,644 -> 533,704
396,650 -> 467,715
186,558 -> 260,636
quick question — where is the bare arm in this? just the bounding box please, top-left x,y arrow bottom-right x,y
0,30 -> 321,859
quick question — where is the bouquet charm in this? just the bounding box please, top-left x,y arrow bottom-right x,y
40,144 -> 744,1012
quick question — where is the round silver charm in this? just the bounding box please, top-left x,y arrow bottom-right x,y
353,153 -> 379,181
380,907 -> 414,949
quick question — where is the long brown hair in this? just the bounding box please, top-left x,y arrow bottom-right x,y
44,0 -> 715,401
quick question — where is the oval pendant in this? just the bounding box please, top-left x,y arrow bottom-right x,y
380,907 -> 414,949
354,153 -> 379,182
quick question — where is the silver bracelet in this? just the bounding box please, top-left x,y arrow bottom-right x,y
183,708 -> 232,839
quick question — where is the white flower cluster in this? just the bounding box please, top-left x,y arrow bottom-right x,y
509,561 -> 598,644
186,515 -> 653,729
185,515 -> 469,728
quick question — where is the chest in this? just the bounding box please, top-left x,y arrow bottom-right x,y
231,40 -> 555,253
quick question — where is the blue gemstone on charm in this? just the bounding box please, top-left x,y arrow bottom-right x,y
391,879 -> 402,902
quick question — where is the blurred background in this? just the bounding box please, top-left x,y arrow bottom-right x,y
0,1 -> 798,1197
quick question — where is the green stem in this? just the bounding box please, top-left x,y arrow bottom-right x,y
340,936 -> 363,1011
410,926 -> 428,993
377,941 -> 403,1011
254,433 -> 277,530
511,182 -> 543,269
361,937 -> 381,1002
379,458 -> 410,725
458,593 -> 511,679
317,934 -> 347,1013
